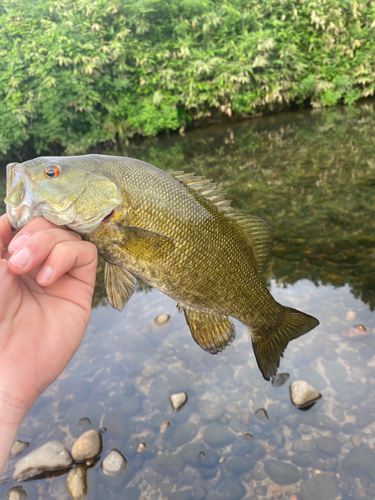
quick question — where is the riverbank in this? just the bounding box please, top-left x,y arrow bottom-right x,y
1,0 -> 374,161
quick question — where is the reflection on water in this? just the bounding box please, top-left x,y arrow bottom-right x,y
1,103 -> 375,499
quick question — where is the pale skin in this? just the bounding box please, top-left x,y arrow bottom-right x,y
0,214 -> 97,474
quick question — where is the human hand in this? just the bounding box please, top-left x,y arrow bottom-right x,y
0,214 -> 97,473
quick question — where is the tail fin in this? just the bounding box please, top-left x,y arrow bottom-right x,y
251,307 -> 319,381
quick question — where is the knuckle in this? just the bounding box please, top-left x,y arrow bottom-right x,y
55,241 -> 73,255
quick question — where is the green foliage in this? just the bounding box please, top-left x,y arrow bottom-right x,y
1,0 -> 375,158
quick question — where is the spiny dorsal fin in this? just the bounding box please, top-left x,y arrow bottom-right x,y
105,262 -> 137,311
179,305 -> 236,354
171,171 -> 273,272
233,214 -> 274,272
171,171 -> 231,211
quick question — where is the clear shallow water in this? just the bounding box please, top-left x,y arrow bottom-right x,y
1,104 -> 375,499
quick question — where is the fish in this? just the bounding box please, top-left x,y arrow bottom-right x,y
5,154 -> 319,380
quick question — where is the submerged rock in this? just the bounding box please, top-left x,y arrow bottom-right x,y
153,454 -> 184,476
203,422 -> 236,448
215,478 -> 246,500
232,433 -> 253,456
264,459 -> 300,485
356,412 -> 375,428
167,491 -> 192,500
346,310 -> 357,321
315,436 -> 340,455
290,381 -> 322,409
78,418 -> 92,432
6,486 -> 27,500
13,441 -> 73,482
291,454 -> 312,468
169,392 -> 188,411
342,324 -> 369,340
198,400 -> 224,422
102,409 -> 130,441
182,442 -> 219,468
325,362 -> 348,380
272,373 -> 290,387
10,441 -> 29,458
65,465 -> 87,500
252,462 -> 266,481
173,423 -> 199,446
72,430 -> 102,461
291,439 -> 314,454
302,412 -> 340,432
101,449 -> 127,477
154,313 -> 170,326
341,445 -> 375,480
254,408 -> 269,423
300,475 -> 338,500
136,442 -> 147,453
159,421 -> 170,434
227,456 -> 253,474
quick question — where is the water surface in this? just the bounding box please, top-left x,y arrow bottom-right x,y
1,104 -> 375,499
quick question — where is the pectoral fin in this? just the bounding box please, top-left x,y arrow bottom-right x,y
180,306 -> 236,354
117,225 -> 174,261
105,262 -> 137,311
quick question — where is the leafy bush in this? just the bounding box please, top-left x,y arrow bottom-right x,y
1,0 -> 375,159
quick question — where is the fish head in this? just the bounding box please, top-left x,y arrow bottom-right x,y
5,156 -> 123,234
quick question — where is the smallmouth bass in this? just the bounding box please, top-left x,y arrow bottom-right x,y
5,155 -> 319,380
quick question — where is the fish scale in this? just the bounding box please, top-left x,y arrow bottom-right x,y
5,154 -> 319,380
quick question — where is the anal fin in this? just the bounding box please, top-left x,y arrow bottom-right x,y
180,306 -> 236,354
105,262 -> 137,311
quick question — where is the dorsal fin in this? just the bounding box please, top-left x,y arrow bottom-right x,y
171,171 -> 273,272
234,214 -> 274,272
171,171 -> 231,211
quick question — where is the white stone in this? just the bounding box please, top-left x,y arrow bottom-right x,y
72,430 -> 102,461
6,486 -> 27,500
10,441 -> 29,458
169,392 -> 188,411
290,381 -> 322,408
101,450 -> 127,477
136,442 -> 146,453
154,314 -> 170,326
13,441 -> 72,482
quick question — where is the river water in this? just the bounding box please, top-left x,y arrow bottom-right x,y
1,103 -> 375,499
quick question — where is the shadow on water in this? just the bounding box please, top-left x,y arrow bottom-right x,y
1,103 -> 375,499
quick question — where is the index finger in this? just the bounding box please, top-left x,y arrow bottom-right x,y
0,214 -> 13,256
9,217 -> 70,250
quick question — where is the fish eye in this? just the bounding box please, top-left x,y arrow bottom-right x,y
44,166 -> 60,178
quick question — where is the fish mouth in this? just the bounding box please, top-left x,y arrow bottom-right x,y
5,166 -> 42,231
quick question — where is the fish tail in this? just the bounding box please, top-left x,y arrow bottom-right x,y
250,307 -> 319,381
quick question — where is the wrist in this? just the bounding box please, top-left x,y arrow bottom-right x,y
0,387 -> 32,476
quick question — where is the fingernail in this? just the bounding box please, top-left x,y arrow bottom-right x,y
38,265 -> 53,283
9,234 -> 29,252
9,248 -> 31,268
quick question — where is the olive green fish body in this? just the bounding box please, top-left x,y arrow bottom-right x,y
5,155 -> 319,380
87,184 -> 282,332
